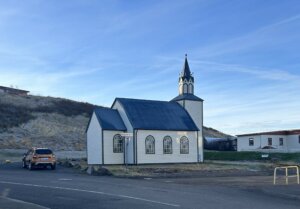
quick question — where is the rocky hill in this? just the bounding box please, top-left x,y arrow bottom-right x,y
203,126 -> 233,139
0,92 -> 232,151
0,92 -> 97,151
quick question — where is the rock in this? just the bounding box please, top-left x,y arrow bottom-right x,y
86,166 -> 93,175
86,165 -> 112,176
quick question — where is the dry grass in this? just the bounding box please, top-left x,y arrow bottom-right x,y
57,159 -> 273,178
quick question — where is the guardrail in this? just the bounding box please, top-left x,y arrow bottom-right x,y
274,166 -> 299,185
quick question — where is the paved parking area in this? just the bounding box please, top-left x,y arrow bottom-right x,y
0,163 -> 299,209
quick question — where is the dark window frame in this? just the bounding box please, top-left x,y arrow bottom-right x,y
145,135 -> 155,154
180,136 -> 189,154
113,134 -> 124,153
279,138 -> 284,146
249,138 -> 254,146
268,138 -> 272,146
163,136 -> 173,154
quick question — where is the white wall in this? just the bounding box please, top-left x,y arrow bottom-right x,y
261,135 -> 287,150
112,100 -> 133,132
287,134 -> 300,152
238,134 -> 300,153
183,100 -> 203,130
237,135 -> 261,151
177,100 -> 203,162
124,136 -> 134,164
197,133 -> 204,162
103,130 -> 124,164
237,135 -> 288,152
136,130 -> 198,164
87,112 -> 102,164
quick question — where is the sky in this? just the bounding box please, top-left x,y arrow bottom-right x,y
0,0 -> 299,135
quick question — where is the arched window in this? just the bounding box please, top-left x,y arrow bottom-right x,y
183,84 -> 188,94
113,134 -> 123,153
145,135 -> 155,154
163,136 -> 172,154
188,84 -> 193,94
180,136 -> 189,154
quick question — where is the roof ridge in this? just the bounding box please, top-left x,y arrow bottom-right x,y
237,129 -> 300,136
116,97 -> 170,103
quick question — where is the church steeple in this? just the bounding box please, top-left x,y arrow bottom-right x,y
181,54 -> 192,78
179,54 -> 194,95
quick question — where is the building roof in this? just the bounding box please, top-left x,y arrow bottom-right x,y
179,55 -> 194,82
94,108 -> 127,131
114,98 -> 199,131
171,93 -> 204,102
236,129 -> 300,137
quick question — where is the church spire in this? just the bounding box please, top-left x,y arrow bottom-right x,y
181,54 -> 191,78
178,54 -> 194,95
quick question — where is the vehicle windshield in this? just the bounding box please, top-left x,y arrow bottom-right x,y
35,149 -> 52,155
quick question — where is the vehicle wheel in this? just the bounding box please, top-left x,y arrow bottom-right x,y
28,162 -> 34,170
22,160 -> 27,168
51,164 -> 56,170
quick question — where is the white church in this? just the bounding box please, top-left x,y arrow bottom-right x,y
86,55 -> 204,165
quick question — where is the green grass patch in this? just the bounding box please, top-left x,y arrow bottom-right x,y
204,150 -> 300,163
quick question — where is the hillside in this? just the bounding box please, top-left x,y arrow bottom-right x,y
0,92 -> 232,151
203,126 -> 233,138
0,92 -> 97,150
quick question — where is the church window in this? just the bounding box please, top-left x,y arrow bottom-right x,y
113,134 -> 123,153
163,136 -> 172,154
180,136 -> 189,154
188,84 -> 193,94
183,84 -> 188,94
145,135 -> 155,154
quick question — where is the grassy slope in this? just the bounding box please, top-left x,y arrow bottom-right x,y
203,126 -> 233,138
0,94 -> 96,131
204,150 -> 300,163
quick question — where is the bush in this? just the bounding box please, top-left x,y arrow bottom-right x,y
0,103 -> 35,130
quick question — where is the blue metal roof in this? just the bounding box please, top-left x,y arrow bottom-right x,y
171,94 -> 204,102
94,108 -> 127,131
115,98 -> 199,131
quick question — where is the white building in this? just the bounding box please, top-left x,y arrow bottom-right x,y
237,130 -> 300,153
86,55 -> 204,165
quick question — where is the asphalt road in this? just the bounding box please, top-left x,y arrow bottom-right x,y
0,163 -> 299,209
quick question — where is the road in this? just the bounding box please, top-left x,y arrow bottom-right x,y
0,163 -> 299,209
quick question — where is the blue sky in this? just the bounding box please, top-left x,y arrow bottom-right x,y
0,0 -> 300,135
